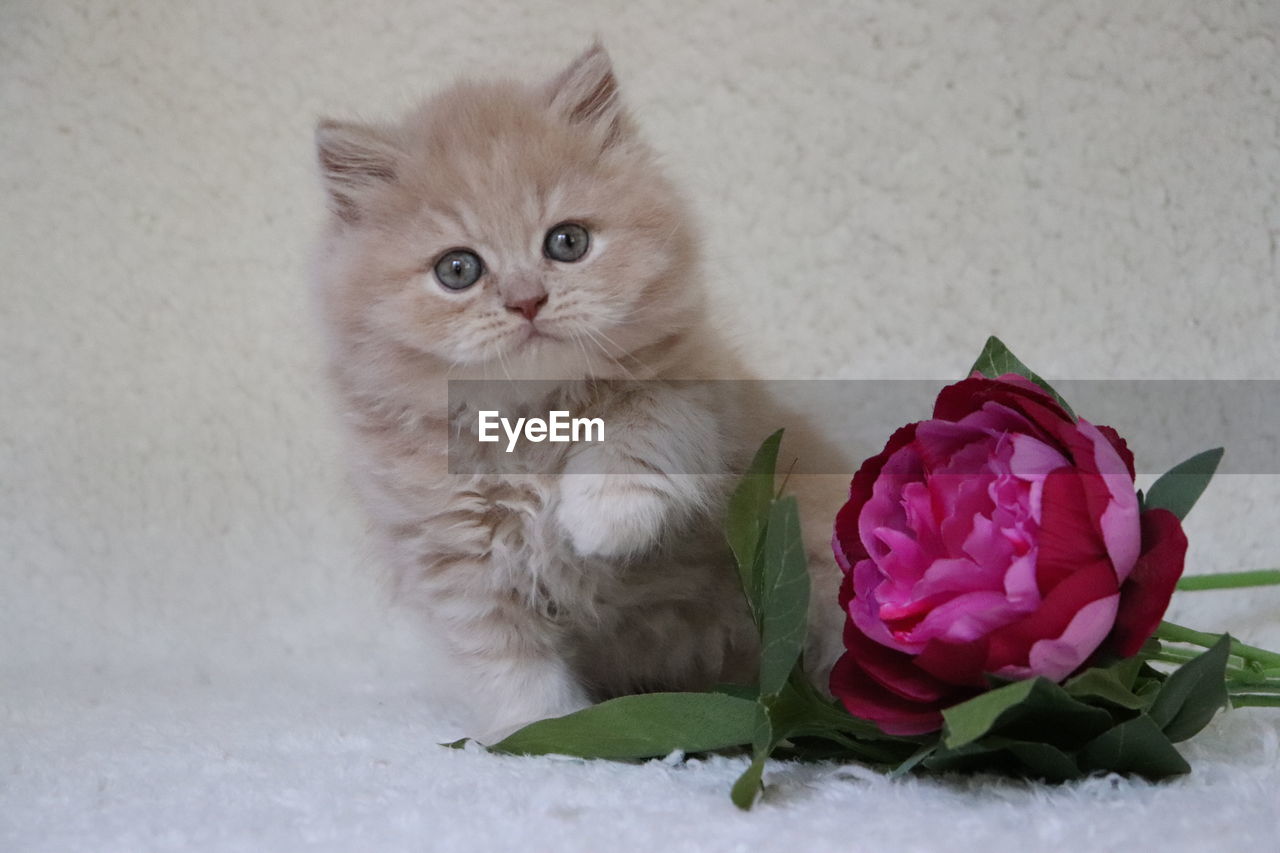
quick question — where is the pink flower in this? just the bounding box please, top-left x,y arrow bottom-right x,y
830,375 -> 1187,735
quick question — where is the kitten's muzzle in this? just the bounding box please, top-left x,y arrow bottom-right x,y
505,293 -> 548,321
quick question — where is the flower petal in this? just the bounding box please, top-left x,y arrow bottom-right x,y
913,637 -> 991,687
833,423 -> 919,573
1095,424 -> 1136,480
840,622 -> 952,703
830,652 -> 949,736
906,591 -> 1024,645
1035,468 -> 1107,593
994,594 -> 1119,682
984,556 -> 1119,675
1078,421 -> 1141,580
1109,508 -> 1189,657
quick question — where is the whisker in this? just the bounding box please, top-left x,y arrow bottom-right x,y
496,339 -> 515,383
555,308 -> 650,373
580,325 -> 638,381
570,329 -> 595,377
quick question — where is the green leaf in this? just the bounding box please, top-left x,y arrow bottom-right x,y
1078,714 -> 1191,778
942,678 -> 1113,750
756,496 -> 811,698
730,703 -> 773,810
1065,660 -> 1149,712
1143,448 -> 1224,521
711,683 -> 759,701
726,430 -> 784,621
483,692 -> 758,759
924,737 -> 1083,782
968,336 -> 1076,419
888,743 -> 938,779
729,677 -> 913,809
1148,634 -> 1231,742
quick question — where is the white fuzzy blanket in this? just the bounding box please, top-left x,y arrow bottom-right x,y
3,2 -> 1278,851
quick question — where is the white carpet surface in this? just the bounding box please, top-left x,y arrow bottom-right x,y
2,2 -> 1279,851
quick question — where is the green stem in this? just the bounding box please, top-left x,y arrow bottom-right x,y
1230,695 -> 1280,709
1223,676 -> 1280,691
1227,668 -> 1280,687
1147,649 -> 1265,684
1176,570 -> 1280,591
1147,648 -> 1203,664
1155,621 -> 1280,669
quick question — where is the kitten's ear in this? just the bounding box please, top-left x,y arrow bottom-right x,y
546,43 -> 634,148
315,119 -> 401,223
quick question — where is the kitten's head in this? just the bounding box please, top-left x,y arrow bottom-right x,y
314,45 -> 700,382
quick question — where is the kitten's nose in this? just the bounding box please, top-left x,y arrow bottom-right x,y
505,294 -> 548,321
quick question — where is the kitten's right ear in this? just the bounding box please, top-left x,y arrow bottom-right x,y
315,119 -> 401,223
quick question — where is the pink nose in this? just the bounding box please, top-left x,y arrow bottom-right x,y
506,295 -> 547,321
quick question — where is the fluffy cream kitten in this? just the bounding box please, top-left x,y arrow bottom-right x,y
313,45 -> 845,737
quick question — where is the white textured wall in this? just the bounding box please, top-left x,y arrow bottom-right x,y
3,0 -> 1278,680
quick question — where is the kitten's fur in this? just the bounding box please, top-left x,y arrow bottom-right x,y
313,45 -> 845,736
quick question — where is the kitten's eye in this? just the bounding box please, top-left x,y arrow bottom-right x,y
433,249 -> 484,290
543,223 -> 590,263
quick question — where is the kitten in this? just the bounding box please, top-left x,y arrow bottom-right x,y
312,44 -> 845,737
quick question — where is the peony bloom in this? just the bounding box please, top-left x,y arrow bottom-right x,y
830,375 -> 1187,735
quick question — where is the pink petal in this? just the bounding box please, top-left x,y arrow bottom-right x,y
962,514 -> 1015,575
1008,433 -> 1070,480
906,591 -> 1023,645
994,594 -> 1119,682
1002,551 -> 1041,609
914,556 -> 1003,599
1079,421 -> 1141,580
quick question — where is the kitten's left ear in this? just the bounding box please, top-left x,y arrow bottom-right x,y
546,43 -> 635,148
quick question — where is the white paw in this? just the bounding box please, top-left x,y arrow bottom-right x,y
556,476 -> 671,558
476,677 -> 592,745
475,720 -> 541,747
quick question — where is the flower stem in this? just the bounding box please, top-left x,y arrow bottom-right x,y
1230,695 -> 1280,709
1176,570 -> 1280,591
1147,649 -> 1272,685
1155,621 -> 1280,669
1228,683 -> 1280,695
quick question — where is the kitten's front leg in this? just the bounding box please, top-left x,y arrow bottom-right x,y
556,387 -> 725,558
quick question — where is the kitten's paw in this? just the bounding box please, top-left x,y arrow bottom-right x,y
557,476 -> 670,558
475,675 -> 592,745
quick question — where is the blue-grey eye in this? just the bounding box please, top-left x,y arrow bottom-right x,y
543,222 -> 590,262
434,249 -> 483,290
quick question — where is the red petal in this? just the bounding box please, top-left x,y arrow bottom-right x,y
829,652 -> 948,736
1035,469 -> 1109,593
913,637 -> 991,688
933,376 -> 1070,426
984,557 -> 1119,673
840,622 -> 952,702
1110,509 -> 1189,657
1095,425 -> 1136,480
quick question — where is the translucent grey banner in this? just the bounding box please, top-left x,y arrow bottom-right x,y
446,380 -> 1280,476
